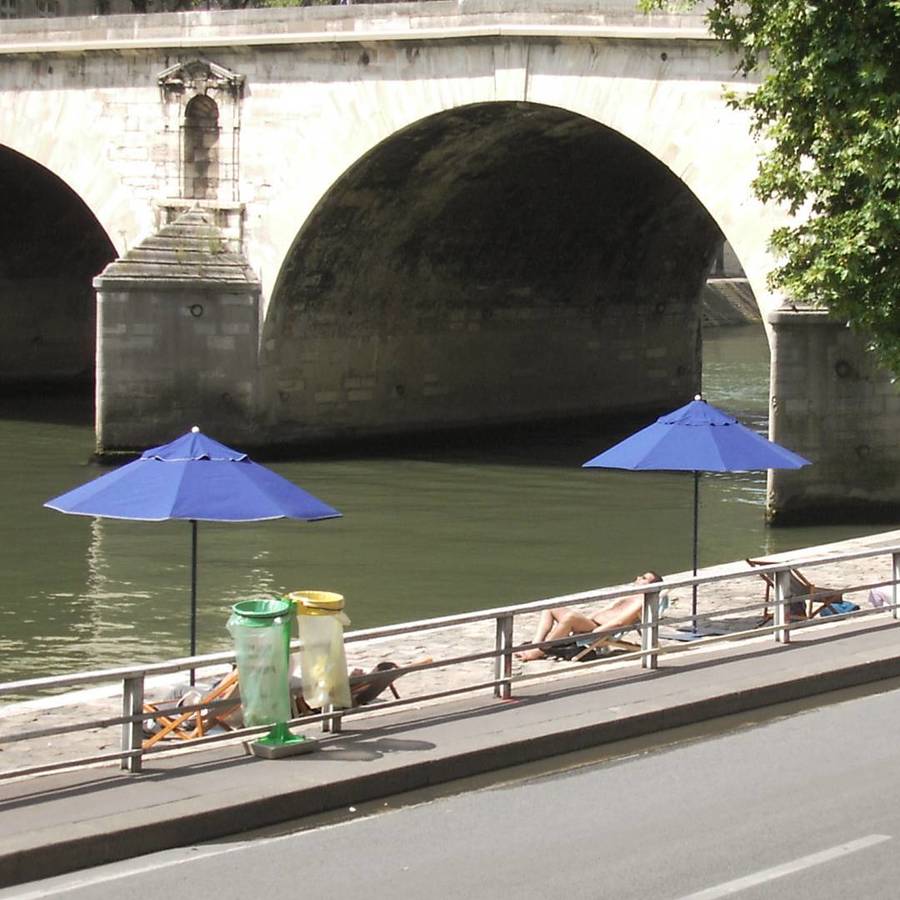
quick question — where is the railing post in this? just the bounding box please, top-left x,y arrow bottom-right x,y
641,589 -> 660,670
774,568 -> 791,644
891,551 -> 900,620
322,703 -> 342,734
121,674 -> 145,773
494,613 -> 514,699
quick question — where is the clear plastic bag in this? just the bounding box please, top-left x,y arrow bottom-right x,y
293,609 -> 352,710
227,603 -> 292,727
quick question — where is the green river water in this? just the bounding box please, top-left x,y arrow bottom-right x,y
0,326 -> 890,683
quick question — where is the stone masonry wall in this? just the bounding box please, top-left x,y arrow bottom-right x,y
768,309 -> 900,523
261,292 -> 698,442
96,284 -> 259,448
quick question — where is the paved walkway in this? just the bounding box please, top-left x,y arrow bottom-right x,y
2,611 -> 900,888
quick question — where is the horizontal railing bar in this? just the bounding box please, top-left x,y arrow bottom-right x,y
0,712 -> 131,744
515,600 -> 900,677
1,656 -> 507,746
1,541 -> 896,696
340,586 -> 670,643
0,656 -> 237,695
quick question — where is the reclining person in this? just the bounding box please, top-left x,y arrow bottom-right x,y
517,571 -> 663,661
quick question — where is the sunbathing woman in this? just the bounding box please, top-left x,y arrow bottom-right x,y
517,571 -> 663,661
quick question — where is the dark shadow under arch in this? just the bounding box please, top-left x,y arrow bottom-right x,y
0,144 -> 116,412
263,102 -> 726,444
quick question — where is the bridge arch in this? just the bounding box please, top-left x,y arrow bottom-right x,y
260,100 -> 732,440
0,144 -> 116,386
0,93 -> 152,257
254,35 -> 784,332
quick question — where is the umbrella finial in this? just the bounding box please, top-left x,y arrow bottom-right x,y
694,394 -> 703,402
191,425 -> 200,433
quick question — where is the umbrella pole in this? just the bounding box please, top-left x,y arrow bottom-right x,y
692,470 -> 700,631
190,519 -> 198,686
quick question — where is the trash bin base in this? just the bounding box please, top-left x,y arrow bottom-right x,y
250,734 -> 318,759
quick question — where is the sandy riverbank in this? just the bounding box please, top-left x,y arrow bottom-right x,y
1,532 -> 896,777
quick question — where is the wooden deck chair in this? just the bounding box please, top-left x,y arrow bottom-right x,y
142,669 -> 240,749
746,558 -> 844,626
568,590 -> 671,662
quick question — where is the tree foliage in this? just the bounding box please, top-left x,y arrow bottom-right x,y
646,0 -> 900,374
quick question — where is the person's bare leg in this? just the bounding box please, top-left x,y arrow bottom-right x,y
519,608 -> 596,660
530,609 -> 556,644
518,608 -> 559,660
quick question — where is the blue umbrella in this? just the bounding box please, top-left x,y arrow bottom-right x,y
583,396 -> 810,634
45,427 -> 341,663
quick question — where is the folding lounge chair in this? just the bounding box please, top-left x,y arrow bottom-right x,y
557,590 -> 671,663
746,558 -> 844,626
142,669 -> 240,749
349,661 -> 412,706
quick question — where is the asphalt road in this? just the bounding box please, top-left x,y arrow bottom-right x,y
7,683 -> 900,899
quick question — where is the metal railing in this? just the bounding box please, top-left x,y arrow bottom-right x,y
1,537 -> 897,781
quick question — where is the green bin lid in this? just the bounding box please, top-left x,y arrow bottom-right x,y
231,597 -> 292,619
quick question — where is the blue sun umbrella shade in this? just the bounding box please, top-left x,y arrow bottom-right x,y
582,398 -> 810,636
44,429 -> 341,522
583,399 -> 810,473
44,429 -> 340,664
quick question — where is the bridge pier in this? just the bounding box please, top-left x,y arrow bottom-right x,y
94,208 -> 261,451
767,307 -> 900,524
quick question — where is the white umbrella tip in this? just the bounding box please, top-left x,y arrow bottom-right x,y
694,394 -> 703,402
191,425 -> 200,433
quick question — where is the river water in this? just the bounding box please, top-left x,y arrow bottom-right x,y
0,326 -> 888,683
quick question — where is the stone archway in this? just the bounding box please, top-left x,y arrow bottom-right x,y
261,102 -> 723,443
0,144 -> 116,386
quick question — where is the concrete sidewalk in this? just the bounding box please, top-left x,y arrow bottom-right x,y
2,615 -> 900,888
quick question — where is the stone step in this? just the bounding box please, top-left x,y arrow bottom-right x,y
102,261 -> 257,282
125,247 -> 246,264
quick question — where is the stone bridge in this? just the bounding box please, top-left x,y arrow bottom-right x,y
0,1 -> 896,521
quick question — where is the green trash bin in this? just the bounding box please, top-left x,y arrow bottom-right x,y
227,597 -> 314,757
226,597 -> 292,727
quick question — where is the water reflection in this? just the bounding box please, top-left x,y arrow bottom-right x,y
0,326 -> 889,683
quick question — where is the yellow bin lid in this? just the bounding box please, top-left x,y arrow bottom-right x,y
286,590 -> 345,613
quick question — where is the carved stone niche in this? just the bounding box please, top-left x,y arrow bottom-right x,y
157,58 -> 245,101
157,58 -> 245,205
